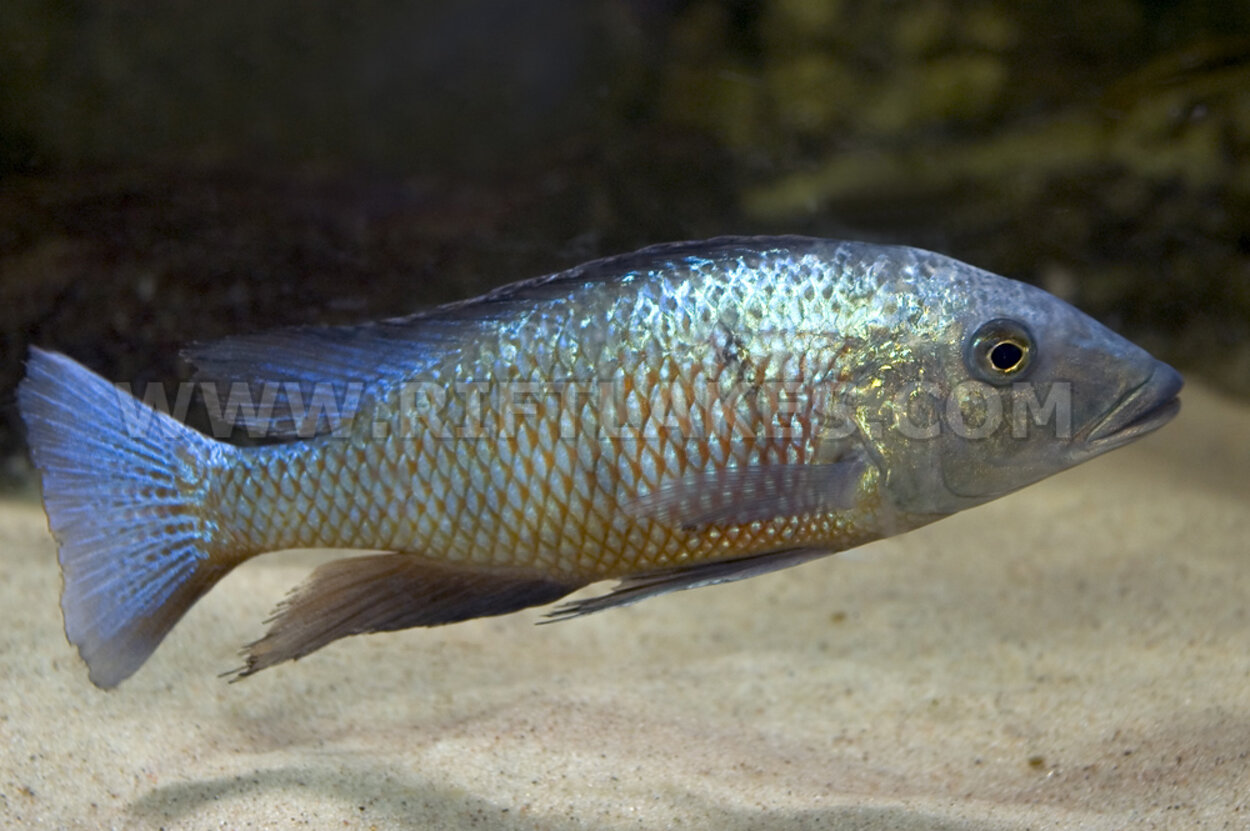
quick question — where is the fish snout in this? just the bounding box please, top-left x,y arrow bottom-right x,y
1083,361 -> 1183,450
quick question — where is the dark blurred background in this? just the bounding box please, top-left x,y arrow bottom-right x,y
2,0 -> 1248,485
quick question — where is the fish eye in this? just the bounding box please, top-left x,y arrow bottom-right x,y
966,318 -> 1034,384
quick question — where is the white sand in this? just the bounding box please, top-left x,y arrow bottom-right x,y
1,382 -> 1247,830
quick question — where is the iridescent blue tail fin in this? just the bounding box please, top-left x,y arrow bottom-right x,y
18,348 -> 240,688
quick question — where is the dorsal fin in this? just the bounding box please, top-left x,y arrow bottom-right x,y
182,317 -> 473,438
456,235 -> 826,306
183,317 -> 457,391
186,235 -> 829,390
183,236 -> 833,438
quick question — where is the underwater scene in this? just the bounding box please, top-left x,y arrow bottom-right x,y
1,2 -> 1248,828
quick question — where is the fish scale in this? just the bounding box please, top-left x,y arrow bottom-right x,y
217,278 -> 863,577
18,236 -> 1183,686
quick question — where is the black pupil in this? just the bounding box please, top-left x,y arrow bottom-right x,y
989,341 -> 1024,371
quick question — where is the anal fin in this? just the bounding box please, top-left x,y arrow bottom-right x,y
235,554 -> 581,678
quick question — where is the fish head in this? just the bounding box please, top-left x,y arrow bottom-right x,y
861,255 -> 1183,518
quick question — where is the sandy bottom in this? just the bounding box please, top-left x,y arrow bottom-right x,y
1,382 -> 1247,830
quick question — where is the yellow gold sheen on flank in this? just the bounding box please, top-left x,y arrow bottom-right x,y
215,362 -> 884,579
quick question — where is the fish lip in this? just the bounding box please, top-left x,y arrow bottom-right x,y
1082,363 -> 1184,450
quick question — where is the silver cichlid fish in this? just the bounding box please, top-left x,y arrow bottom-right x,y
19,236 -> 1182,688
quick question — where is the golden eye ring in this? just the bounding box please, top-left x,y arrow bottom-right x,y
966,318 -> 1034,384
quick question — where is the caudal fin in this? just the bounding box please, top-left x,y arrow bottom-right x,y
19,348 -> 241,688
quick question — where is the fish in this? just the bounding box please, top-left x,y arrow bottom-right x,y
17,236 -> 1183,688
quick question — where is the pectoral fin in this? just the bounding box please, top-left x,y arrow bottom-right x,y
543,547 -> 834,621
233,554 -> 582,678
624,458 -> 865,529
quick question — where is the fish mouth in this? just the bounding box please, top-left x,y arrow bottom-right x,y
1082,362 -> 1184,450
